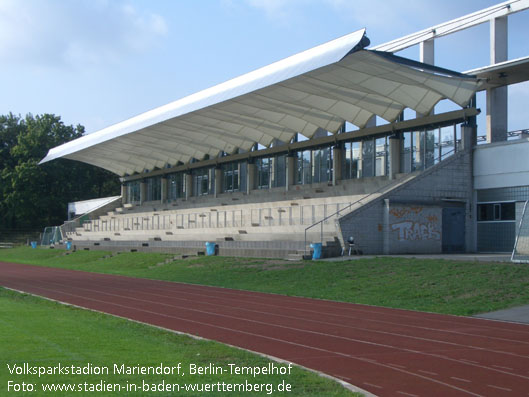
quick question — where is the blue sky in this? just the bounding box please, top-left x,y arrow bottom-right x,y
1,0 -> 528,136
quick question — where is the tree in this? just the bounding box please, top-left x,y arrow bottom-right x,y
0,113 -> 120,230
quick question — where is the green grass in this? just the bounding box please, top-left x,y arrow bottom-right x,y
0,288 -> 359,396
2,246 -> 529,315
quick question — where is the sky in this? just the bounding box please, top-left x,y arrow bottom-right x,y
1,0 -> 528,137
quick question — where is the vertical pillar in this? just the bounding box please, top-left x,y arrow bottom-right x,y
357,141 -> 363,178
417,39 -> 435,118
214,168 -> 222,198
332,145 -> 343,186
461,124 -> 477,152
139,181 -> 146,205
286,155 -> 295,191
389,135 -> 401,179
185,173 -> 193,200
246,163 -> 256,195
120,183 -> 128,204
420,39 -> 434,65
160,177 -> 168,204
383,199 -> 390,254
487,17 -> 508,143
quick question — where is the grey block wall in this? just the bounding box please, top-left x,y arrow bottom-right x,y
339,150 -> 473,254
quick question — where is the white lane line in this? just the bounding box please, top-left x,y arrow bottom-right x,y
418,370 -> 438,376
397,391 -> 418,397
31,264 -> 529,344
4,279 -> 486,397
451,377 -> 471,383
460,359 -> 479,364
363,382 -> 382,389
28,267 -> 529,361
8,274 -> 529,389
389,363 -> 407,369
18,267 -> 529,367
492,364 -> 514,370
487,384 -> 512,392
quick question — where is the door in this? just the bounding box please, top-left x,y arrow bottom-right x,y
442,207 -> 465,253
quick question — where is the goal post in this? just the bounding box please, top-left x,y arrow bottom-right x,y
512,200 -> 529,263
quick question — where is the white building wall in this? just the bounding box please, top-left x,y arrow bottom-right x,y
473,139 -> 529,190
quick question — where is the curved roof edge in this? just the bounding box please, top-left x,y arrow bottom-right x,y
40,29 -> 369,166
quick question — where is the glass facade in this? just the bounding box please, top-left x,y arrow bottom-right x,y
126,180 -> 141,204
192,168 -> 210,196
146,176 -> 161,202
222,162 -> 239,192
401,126 -> 458,173
343,141 -> 361,179
124,121 -> 463,203
294,148 -> 332,185
167,172 -> 184,201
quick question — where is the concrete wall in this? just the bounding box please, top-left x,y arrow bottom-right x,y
474,139 -> 529,190
339,150 -> 473,254
387,205 -> 442,254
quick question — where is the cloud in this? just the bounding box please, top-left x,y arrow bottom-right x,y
323,0 -> 452,37
243,0 -> 310,22
0,0 -> 168,69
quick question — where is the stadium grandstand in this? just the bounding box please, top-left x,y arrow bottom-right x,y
41,1 -> 529,259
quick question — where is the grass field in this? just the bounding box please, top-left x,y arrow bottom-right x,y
0,288 -> 359,396
2,246 -> 529,316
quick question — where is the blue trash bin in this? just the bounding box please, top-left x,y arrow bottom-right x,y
30,241 -> 37,249
205,242 -> 216,256
66,241 -> 72,250
310,243 -> 322,260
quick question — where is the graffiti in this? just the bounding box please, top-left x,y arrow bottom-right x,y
389,207 -> 424,219
391,221 -> 441,241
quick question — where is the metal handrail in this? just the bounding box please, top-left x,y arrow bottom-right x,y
303,147 -> 458,255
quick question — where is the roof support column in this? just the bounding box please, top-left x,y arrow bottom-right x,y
246,163 -> 256,195
120,183 -> 128,205
388,135 -> 401,180
214,168 -> 222,198
286,155 -> 295,191
185,173 -> 193,200
332,145 -> 343,186
139,181 -> 146,205
160,177 -> 168,204
417,39 -> 435,118
487,16 -> 508,143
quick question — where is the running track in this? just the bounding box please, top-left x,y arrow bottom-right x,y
1,262 -> 529,397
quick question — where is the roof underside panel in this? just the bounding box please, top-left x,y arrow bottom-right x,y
40,29 -> 482,176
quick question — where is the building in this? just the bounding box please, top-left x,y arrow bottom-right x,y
42,1 -> 529,258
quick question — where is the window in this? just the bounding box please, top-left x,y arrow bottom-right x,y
273,154 -> 286,188
126,181 -> 140,204
295,150 -> 312,185
375,137 -> 387,176
362,139 -> 374,177
167,173 -> 184,201
343,141 -> 361,180
146,177 -> 161,201
425,129 -> 436,168
412,131 -> 423,171
192,168 -> 210,196
440,126 -> 455,161
400,132 -> 412,173
477,202 -> 516,221
222,162 -> 239,192
312,147 -> 332,183
256,157 -> 271,189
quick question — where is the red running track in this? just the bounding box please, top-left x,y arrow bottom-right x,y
2,261 -> 529,397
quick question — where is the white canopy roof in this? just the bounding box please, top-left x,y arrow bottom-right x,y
40,29 -> 482,176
